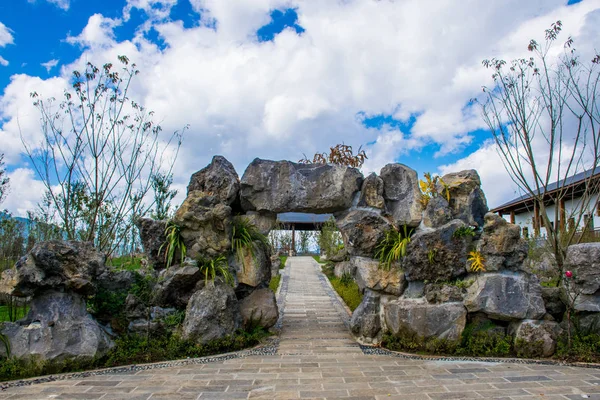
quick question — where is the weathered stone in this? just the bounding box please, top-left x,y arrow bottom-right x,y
383,299 -> 467,341
125,294 -> 146,320
328,247 -> 348,263
95,268 -> 136,294
239,288 -> 279,329
358,173 -> 385,209
352,257 -> 405,296
403,281 -> 425,298
464,272 -> 546,321
402,220 -> 472,282
187,155 -> 240,206
182,282 -> 242,344
334,260 -> 355,278
380,163 -> 423,227
576,313 -> 600,335
573,293 -> 600,312
242,212 -> 277,236
477,213 -> 527,271
136,218 -> 168,270
440,170 -> 488,227
128,306 -> 179,335
424,283 -> 464,304
509,320 -> 562,358
335,209 -> 393,257
422,196 -> 452,228
351,289 -> 381,340
240,159 -> 363,213
173,193 -> 232,260
0,241 -> 105,297
564,243 -> 600,295
230,240 -> 271,288
0,291 -> 113,362
152,261 -> 202,308
541,287 -> 566,322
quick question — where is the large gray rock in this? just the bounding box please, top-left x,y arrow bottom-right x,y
173,193 -> 232,260
242,212 -> 277,236
564,243 -> 600,295
402,220 -> 471,282
509,320 -> 562,358
424,282 -> 465,304
477,213 -> 528,271
152,262 -> 202,308
128,306 -> 179,335
182,282 -> 242,344
334,260 -> 354,278
541,286 -> 566,321
440,170 -> 488,227
239,288 -> 279,329
0,291 -> 113,362
422,196 -> 452,228
352,257 -> 405,296
383,299 -> 467,341
0,241 -> 105,297
358,173 -> 385,209
240,159 -> 363,214
350,289 -> 381,340
335,210 -> 393,257
380,164 -> 423,227
464,272 -> 546,321
230,240 -> 271,288
136,218 -> 167,270
187,155 -> 240,205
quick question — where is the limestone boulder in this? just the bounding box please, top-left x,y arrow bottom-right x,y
383,299 -> 467,341
240,159 -> 363,214
136,218 -> 168,270
352,257 -> 405,296
576,313 -> 600,335
173,193 -> 232,260
0,241 -> 105,297
95,267 -> 136,294
380,163 -> 423,227
573,293 -> 600,312
241,212 -> 277,236
334,260 -> 355,278
477,213 -> 527,271
0,291 -> 113,362
424,283 -> 465,304
335,210 -> 393,257
239,288 -> 279,329
564,243 -> 600,295
182,282 -> 242,344
358,173 -> 385,209
152,262 -> 202,308
350,289 -> 382,340
440,170 -> 488,227
230,240 -> 271,288
464,272 -> 546,321
541,287 -> 566,321
187,155 -> 240,206
422,196 -> 452,228
402,220 -> 472,282
509,320 -> 562,358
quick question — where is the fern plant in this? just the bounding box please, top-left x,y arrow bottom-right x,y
375,225 -> 414,270
468,251 -> 486,272
232,218 -> 269,270
198,256 -> 234,286
159,220 -> 186,269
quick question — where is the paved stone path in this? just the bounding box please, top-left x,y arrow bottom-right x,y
3,256 -> 600,399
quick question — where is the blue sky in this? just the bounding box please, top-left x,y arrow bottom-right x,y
0,0 -> 599,216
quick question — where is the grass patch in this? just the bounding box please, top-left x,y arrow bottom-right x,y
0,327 -> 269,382
269,274 -> 281,293
106,256 -> 143,271
312,255 -> 327,264
0,305 -> 28,323
278,255 -> 287,269
329,277 -> 363,311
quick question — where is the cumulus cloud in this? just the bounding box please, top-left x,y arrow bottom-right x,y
0,56 -> 7,67
0,22 -> 13,47
2,0 -> 600,216
28,0 -> 70,11
1,168 -> 48,217
41,59 -> 59,72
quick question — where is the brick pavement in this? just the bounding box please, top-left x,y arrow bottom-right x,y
2,256 -> 600,399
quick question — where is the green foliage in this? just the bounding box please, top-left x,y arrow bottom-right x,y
328,276 -> 363,311
419,172 -> 450,208
232,218 -> 268,270
375,226 -> 414,270
453,226 -> 476,238
197,256 -> 234,286
160,220 -> 186,269
556,333 -> 600,362
0,297 -> 28,323
160,310 -> 186,330
318,217 -> 344,259
106,255 -> 143,271
467,250 -> 486,272
339,272 -> 353,286
269,275 -> 281,293
279,255 -> 287,269
87,288 -> 128,320
427,249 -> 437,265
150,172 -> 178,220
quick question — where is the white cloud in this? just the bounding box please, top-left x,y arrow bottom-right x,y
0,22 -> 13,47
0,56 -> 7,67
41,59 -> 59,72
1,168 -> 47,217
66,14 -> 121,49
28,0 -> 70,11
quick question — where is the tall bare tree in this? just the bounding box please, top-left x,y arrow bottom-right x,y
23,56 -> 184,254
480,21 -> 600,280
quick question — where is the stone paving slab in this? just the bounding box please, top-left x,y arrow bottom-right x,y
3,257 -> 600,399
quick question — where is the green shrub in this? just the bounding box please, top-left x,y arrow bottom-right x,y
556,333 -> 600,362
106,255 -> 143,271
375,226 -> 414,270
197,256 -> 234,286
160,221 -> 186,269
452,226 -> 476,238
279,255 -> 287,269
232,218 -> 269,270
269,275 -> 281,292
329,277 -> 363,311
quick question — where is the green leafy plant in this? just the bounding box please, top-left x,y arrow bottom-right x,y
0,330 -> 10,358
160,221 -> 186,269
375,226 -> 414,270
232,217 -> 268,271
198,256 -> 234,286
467,250 -> 486,272
279,255 -> 287,269
453,226 -> 476,238
340,272 -> 354,286
419,172 -> 450,208
427,249 -> 437,265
